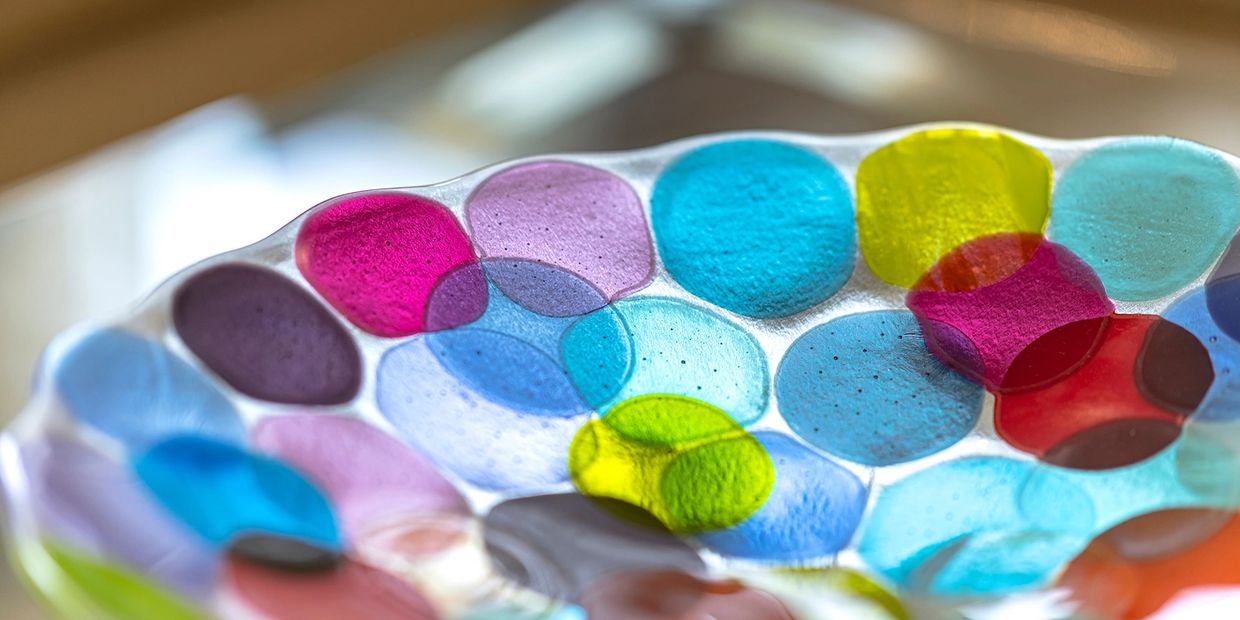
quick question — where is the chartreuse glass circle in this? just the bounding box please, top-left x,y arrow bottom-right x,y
17,540 -> 205,620
568,394 -> 774,533
856,128 -> 1052,287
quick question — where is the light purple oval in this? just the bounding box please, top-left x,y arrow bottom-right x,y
251,415 -> 468,539
466,161 -> 654,300
20,436 -> 218,599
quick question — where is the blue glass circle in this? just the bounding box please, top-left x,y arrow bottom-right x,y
377,335 -> 588,491
857,456 -> 1094,594
776,310 -> 983,465
428,329 -> 587,417
696,432 -> 867,561
134,436 -> 341,550
52,328 -> 243,450
562,296 -> 768,425
1164,287 -> 1240,422
651,139 -> 856,318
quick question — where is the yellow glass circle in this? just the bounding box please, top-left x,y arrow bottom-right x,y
855,128 -> 1052,287
568,394 -> 774,533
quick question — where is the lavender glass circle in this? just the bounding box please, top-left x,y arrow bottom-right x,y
465,161 -> 654,300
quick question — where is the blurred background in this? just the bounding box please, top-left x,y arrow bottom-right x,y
2,0 -> 1240,616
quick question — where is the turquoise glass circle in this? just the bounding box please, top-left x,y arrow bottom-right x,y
134,436 -> 341,550
651,139 -> 856,318
1050,137 -> 1240,300
857,456 -> 1094,594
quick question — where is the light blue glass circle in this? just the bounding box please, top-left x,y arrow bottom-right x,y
651,139 -> 856,318
776,310 -> 983,465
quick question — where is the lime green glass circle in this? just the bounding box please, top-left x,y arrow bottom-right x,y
568,394 -> 774,533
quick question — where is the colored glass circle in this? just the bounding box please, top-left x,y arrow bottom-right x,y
224,556 -> 439,620
18,541 -> 207,620
133,436 -> 341,550
482,493 -> 705,601
1025,426 -> 1240,542
776,310 -> 983,466
296,190 -> 478,337
995,315 -> 1212,467
20,438 -> 216,599
376,333 -> 589,491
856,128 -> 1052,288
172,264 -> 362,405
561,296 -> 769,425
1059,511 -> 1240,619
466,161 -> 654,299
1206,236 -> 1240,344
423,259 -> 627,418
857,456 -> 1094,594
695,432 -> 867,561
1051,137 -> 1240,300
1163,287 -> 1240,422
568,394 -> 774,533
906,236 -> 1114,390
251,415 -> 466,539
651,139 -> 855,318
51,328 -> 244,451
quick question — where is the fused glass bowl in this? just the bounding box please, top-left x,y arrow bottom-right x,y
5,125 -> 1240,620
